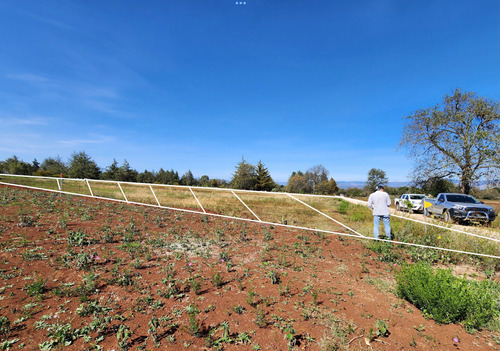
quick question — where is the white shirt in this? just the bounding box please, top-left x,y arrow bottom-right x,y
367,190 -> 391,216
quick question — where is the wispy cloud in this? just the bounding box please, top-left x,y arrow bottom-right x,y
78,86 -> 119,99
7,73 -> 56,85
6,72 -> 128,115
57,134 -> 115,147
22,11 -> 73,31
0,132 -> 46,154
0,115 -> 50,126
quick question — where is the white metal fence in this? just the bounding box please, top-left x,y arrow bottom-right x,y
0,173 -> 498,259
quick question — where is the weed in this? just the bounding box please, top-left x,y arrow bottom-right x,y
246,288 -> 260,307
254,307 -> 267,328
281,282 -> 293,298
110,270 -> 136,287
369,241 -> 400,263
24,276 -> 47,297
67,230 -> 91,247
235,331 -> 252,344
17,214 -> 36,227
266,270 -> 280,284
0,317 -> 10,340
185,306 -> 203,337
148,316 -> 160,347
189,277 -> 202,295
76,300 -> 111,317
233,305 -> 245,315
131,258 -> 143,269
240,223 -> 247,242
58,216 -> 68,229
102,226 -> 117,243
0,338 -> 19,349
39,322 -> 80,349
210,271 -> 223,288
409,336 -> 417,347
263,228 -> 273,241
116,324 -> 132,351
311,289 -> 319,306
369,319 -> 389,341
22,248 -> 48,262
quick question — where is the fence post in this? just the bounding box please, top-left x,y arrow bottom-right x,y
189,187 -> 206,213
150,185 -> 161,207
85,179 -> 94,197
117,182 -> 128,202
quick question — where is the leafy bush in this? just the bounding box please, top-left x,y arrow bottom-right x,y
396,262 -> 500,331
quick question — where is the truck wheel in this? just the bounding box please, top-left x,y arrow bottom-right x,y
396,203 -> 400,211
443,211 -> 452,223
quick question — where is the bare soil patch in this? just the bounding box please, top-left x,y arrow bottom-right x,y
0,185 -> 498,350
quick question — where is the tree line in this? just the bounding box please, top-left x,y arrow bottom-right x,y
1,152 -> 499,199
0,153 -> 334,194
0,152 -> 228,188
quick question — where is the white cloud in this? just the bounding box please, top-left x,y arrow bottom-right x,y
0,116 -> 50,126
7,73 -> 58,86
57,134 -> 116,147
25,12 -> 73,31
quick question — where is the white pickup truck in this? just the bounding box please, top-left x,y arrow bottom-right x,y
395,194 -> 426,213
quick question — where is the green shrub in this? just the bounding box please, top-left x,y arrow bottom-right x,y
338,200 -> 349,214
396,262 -> 500,331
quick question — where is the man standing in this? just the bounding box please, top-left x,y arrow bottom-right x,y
367,185 -> 392,239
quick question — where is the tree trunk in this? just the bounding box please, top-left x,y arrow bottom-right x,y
460,178 -> 471,194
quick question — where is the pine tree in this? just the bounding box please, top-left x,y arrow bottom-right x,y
101,159 -> 119,180
255,161 -> 275,191
67,151 -> 101,179
181,170 -> 196,186
117,159 -> 138,182
231,158 -> 257,190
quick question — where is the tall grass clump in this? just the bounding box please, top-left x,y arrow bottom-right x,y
393,219 -> 500,270
338,200 -> 349,214
395,262 -> 500,332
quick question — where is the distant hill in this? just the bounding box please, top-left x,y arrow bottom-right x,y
336,181 -> 409,189
277,181 -> 410,188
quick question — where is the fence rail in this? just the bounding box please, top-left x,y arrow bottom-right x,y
0,173 -> 498,259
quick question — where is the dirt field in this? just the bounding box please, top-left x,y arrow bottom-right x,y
0,185 -> 498,350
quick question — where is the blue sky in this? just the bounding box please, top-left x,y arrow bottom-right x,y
0,0 -> 498,183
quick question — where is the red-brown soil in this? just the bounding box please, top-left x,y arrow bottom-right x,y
0,184 -> 498,350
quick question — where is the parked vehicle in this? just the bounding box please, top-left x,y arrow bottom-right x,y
395,194 -> 426,213
424,193 -> 496,224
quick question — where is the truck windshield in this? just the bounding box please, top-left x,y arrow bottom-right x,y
446,195 -> 479,204
409,195 -> 425,200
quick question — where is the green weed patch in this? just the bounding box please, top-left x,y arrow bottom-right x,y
396,262 -> 500,331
